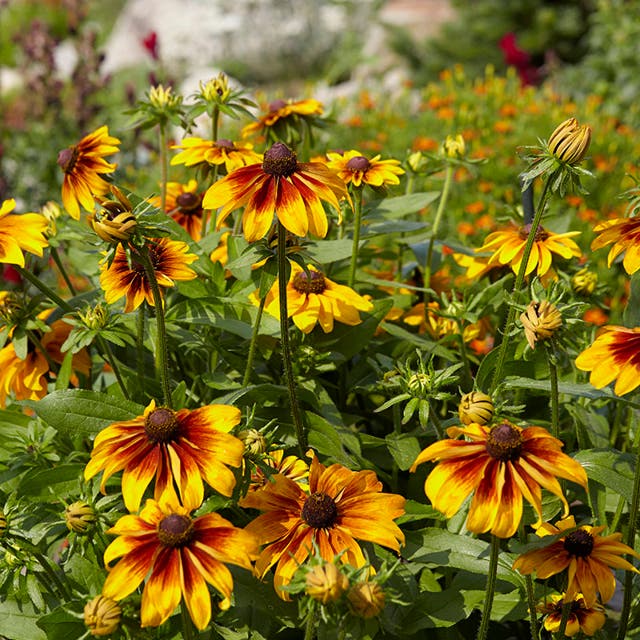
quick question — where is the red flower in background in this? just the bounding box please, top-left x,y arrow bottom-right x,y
499,33 -> 541,86
142,31 -> 159,61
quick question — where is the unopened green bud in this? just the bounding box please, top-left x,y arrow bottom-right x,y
459,391 -> 494,426
547,118 -> 591,165
238,429 -> 268,456
65,501 -> 97,534
442,134 -> 466,159
347,581 -> 385,619
84,595 -> 122,637
571,268 -> 597,296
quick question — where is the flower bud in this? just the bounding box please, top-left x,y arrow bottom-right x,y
65,501 -> 97,534
238,429 -> 268,457
347,581 -> 385,619
84,595 -> 122,637
520,300 -> 562,350
442,134 -> 466,159
148,84 -> 181,110
0,510 -> 7,538
458,391 -> 494,426
305,562 -> 349,604
199,72 -> 230,103
571,268 -> 597,296
89,186 -> 137,244
78,303 -> 109,331
407,373 -> 430,397
547,118 -> 591,165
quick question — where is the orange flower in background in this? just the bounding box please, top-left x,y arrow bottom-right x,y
57,126 -> 120,219
240,453 -> 405,599
326,149 -> 405,188
590,216 -> 640,274
411,420 -> 588,538
170,137 -> 262,173
100,238 -> 198,313
0,199 -> 49,266
537,593 -> 606,637
241,98 -> 324,139
150,180 -> 207,241
203,142 -> 348,242
84,400 -> 244,512
513,515 -> 640,607
575,325 -> 640,395
477,222 -> 581,277
102,493 -> 258,629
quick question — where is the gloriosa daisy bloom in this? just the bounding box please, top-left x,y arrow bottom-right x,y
575,325 -> 640,396
171,137 -> 262,173
326,149 -> 405,188
512,515 -> 640,607
241,98 -> 324,139
99,238 -> 198,313
0,199 -> 49,266
203,142 -> 348,242
57,125 -> 121,219
240,452 -> 405,599
149,180 -> 206,241
590,216 -> 640,275
410,420 -> 588,538
251,262 -> 373,334
84,400 -> 245,512
102,493 -> 258,629
477,222 -> 581,277
537,592 -> 606,637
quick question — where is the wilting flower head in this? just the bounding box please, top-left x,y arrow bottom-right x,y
537,592 -> 606,637
102,493 -> 258,629
99,238 -> 198,313
477,222 -> 581,277
305,561 -> 350,604
89,186 -> 137,244
252,262 -> 373,334
0,199 -> 49,266
590,215 -> 640,275
441,134 -> 466,159
171,138 -> 262,174
458,391 -> 494,426
575,325 -> 640,396
240,452 -> 405,599
84,400 -> 245,512
84,595 -> 122,637
57,126 -> 120,219
241,98 -> 324,141
326,149 -> 405,188
571,267 -> 598,296
547,118 -> 592,165
513,515 -> 640,607
520,299 -> 562,349
203,142 -> 348,242
65,501 -> 97,534
347,581 -> 386,619
411,420 -> 588,538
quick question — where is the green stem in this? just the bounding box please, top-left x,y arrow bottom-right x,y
303,607 -> 317,640
277,223 -> 306,455
159,123 -> 168,215
489,178 -> 553,395
202,165 -> 218,238
243,295 -> 266,386
49,245 -> 76,295
556,600 -> 572,639
99,336 -> 130,400
476,534 -> 500,640
138,245 -> 172,407
546,345 -> 560,439
424,164 -> 454,293
136,305 -> 146,395
456,321 -> 473,392
15,265 -> 73,312
519,522 -> 540,640
347,186 -> 364,288
429,404 -> 443,439
181,603 -> 196,640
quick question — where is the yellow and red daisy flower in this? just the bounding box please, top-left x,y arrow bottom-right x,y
57,126 -> 121,220
575,325 -> 640,396
248,449 -> 309,492
250,262 -> 373,334
203,142 -> 348,242
170,137 -> 262,173
590,216 -> 640,275
326,149 -> 405,188
99,238 -> 198,313
102,493 -> 258,629
0,199 -> 49,266
240,452 -> 405,599
149,180 -> 207,241
241,98 -> 324,140
537,593 -> 606,637
512,515 -> 640,607
410,420 -> 588,538
476,222 -> 581,277
84,400 -> 245,512
402,301 -> 482,343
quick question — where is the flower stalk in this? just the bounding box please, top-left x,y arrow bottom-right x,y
347,185 -> 364,288
476,534 -> 500,640
243,294 -> 266,386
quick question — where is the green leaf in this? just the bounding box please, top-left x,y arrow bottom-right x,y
307,413 -> 355,466
25,390 -> 145,437
573,449 -> 636,503
305,239 -> 356,264
503,376 -> 635,402
385,433 -> 422,470
36,604 -> 85,640
397,499 -> 442,524
18,463 -> 84,497
364,192 -> 440,219
0,599 -> 46,640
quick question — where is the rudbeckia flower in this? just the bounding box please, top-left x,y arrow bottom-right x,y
248,449 -> 309,492
590,216 -> 640,275
0,199 -> 49,266
410,420 -> 588,538
84,400 -> 245,512
326,149 -> 405,188
149,180 -> 206,241
537,593 -> 606,637
102,493 -> 258,629
476,222 -> 581,277
99,238 -> 198,313
240,452 -> 405,599
57,126 -> 121,220
203,142 -> 348,242
250,262 -> 373,334
170,137 -> 262,173
512,515 -> 640,607
241,98 -> 324,139
575,325 -> 640,396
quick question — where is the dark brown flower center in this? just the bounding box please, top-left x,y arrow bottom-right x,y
215,138 -> 235,150
57,146 -> 79,173
292,269 -> 326,294
519,223 -> 549,241
269,99 -> 288,112
301,492 -> 338,529
563,529 -> 594,558
157,514 -> 194,547
176,192 -> 201,212
485,421 -> 523,461
144,407 -> 179,443
346,156 -> 370,172
262,142 -> 298,177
